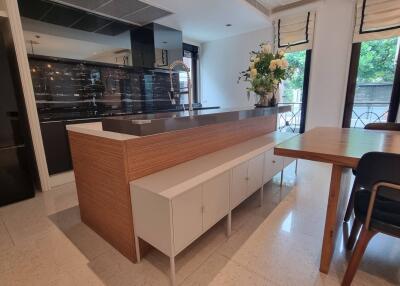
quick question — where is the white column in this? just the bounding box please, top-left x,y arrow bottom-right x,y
306,0 -> 356,130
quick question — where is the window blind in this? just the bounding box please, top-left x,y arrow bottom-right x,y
354,0 -> 400,43
274,11 -> 315,52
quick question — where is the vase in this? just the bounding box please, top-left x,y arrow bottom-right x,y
255,92 -> 273,107
268,88 -> 280,107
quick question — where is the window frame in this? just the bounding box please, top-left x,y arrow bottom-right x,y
342,41 -> 400,127
182,43 -> 199,103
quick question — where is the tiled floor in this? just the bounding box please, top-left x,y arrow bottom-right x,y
1,160 -> 399,286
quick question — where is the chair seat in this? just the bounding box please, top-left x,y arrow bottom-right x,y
355,190 -> 400,236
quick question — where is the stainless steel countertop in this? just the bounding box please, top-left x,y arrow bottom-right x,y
102,106 -> 290,136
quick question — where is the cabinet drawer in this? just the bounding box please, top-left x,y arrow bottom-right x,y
203,171 -> 230,230
247,153 -> 264,195
230,161 -> 249,209
172,185 -> 203,254
264,149 -> 284,183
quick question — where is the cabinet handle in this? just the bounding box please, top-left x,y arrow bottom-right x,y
201,206 -> 205,213
245,177 -> 249,181
272,160 -> 276,163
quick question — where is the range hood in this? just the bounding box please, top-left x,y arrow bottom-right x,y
131,23 -> 183,69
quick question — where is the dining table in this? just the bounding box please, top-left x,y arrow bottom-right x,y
274,127 -> 400,273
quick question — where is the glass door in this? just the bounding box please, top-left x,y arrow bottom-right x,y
343,37 -> 400,128
278,50 -> 312,133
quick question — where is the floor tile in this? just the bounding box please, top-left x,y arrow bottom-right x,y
0,160 -> 399,286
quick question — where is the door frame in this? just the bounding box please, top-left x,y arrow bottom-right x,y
299,49 -> 312,133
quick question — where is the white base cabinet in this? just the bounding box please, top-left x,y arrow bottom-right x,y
131,132 -> 297,285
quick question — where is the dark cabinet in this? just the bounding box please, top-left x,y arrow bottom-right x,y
40,121 -> 71,175
40,118 -> 100,175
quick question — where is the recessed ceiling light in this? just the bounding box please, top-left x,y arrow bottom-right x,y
225,24 -> 232,27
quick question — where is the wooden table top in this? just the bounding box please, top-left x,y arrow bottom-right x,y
274,127 -> 400,168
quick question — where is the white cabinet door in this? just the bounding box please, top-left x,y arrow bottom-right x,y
202,171 -> 230,230
264,149 -> 284,183
230,161 -> 249,209
172,185 -> 203,254
247,154 -> 264,195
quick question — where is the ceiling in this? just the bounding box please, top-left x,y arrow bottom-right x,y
257,0 -> 306,10
54,0 -> 172,26
19,0 -> 316,45
141,0 -> 272,43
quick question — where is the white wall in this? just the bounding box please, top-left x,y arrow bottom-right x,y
200,0 -> 357,129
305,0 -> 356,129
200,27 -> 273,108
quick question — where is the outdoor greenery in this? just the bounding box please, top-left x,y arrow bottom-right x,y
282,50 -> 306,102
357,37 -> 398,83
282,37 -> 399,102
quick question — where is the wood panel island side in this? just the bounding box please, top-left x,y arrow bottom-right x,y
66,107 -> 290,262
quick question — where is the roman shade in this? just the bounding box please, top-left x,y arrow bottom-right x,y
274,11 -> 315,52
354,0 -> 400,43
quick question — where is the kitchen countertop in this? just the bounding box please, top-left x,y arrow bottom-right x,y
102,106 -> 290,136
39,106 -> 220,123
67,105 -> 290,140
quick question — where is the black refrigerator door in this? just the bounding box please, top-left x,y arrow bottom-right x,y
0,24 -> 23,149
0,145 -> 35,206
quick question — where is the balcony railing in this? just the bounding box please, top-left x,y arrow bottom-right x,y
350,102 -> 389,128
277,102 -> 302,133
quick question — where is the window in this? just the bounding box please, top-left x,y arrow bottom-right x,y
278,50 -> 312,133
343,37 -> 400,128
179,43 -> 199,104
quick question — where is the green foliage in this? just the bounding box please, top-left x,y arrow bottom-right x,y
283,51 -> 306,101
357,38 -> 398,83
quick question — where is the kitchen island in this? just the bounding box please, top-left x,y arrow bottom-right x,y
66,106 -> 291,263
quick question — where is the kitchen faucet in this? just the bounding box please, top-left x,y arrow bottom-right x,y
168,60 -> 193,112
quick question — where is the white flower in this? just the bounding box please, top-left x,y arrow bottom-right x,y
273,79 -> 279,85
261,43 -> 272,54
249,62 -> 255,69
250,68 -> 258,79
275,59 -> 283,68
278,50 -> 285,57
254,57 -> 260,63
250,55 -> 256,62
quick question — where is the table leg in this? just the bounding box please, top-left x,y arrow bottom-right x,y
320,165 -> 352,273
226,212 -> 232,237
134,234 -> 141,263
170,256 -> 176,286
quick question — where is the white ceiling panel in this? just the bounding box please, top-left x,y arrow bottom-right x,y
257,0 -> 305,9
142,0 -> 271,43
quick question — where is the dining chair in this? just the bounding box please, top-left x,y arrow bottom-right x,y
343,122 -> 400,222
342,152 -> 400,286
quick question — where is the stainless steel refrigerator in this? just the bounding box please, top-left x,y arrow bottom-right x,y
0,20 -> 35,206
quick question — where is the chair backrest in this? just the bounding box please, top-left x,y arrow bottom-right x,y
364,123 -> 400,131
357,152 -> 400,198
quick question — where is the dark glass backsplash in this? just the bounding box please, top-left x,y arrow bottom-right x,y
29,55 -> 184,122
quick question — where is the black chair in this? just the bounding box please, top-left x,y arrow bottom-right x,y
342,152 -> 400,286
343,122 -> 400,222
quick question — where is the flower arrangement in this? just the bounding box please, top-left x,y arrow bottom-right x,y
238,43 -> 292,106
